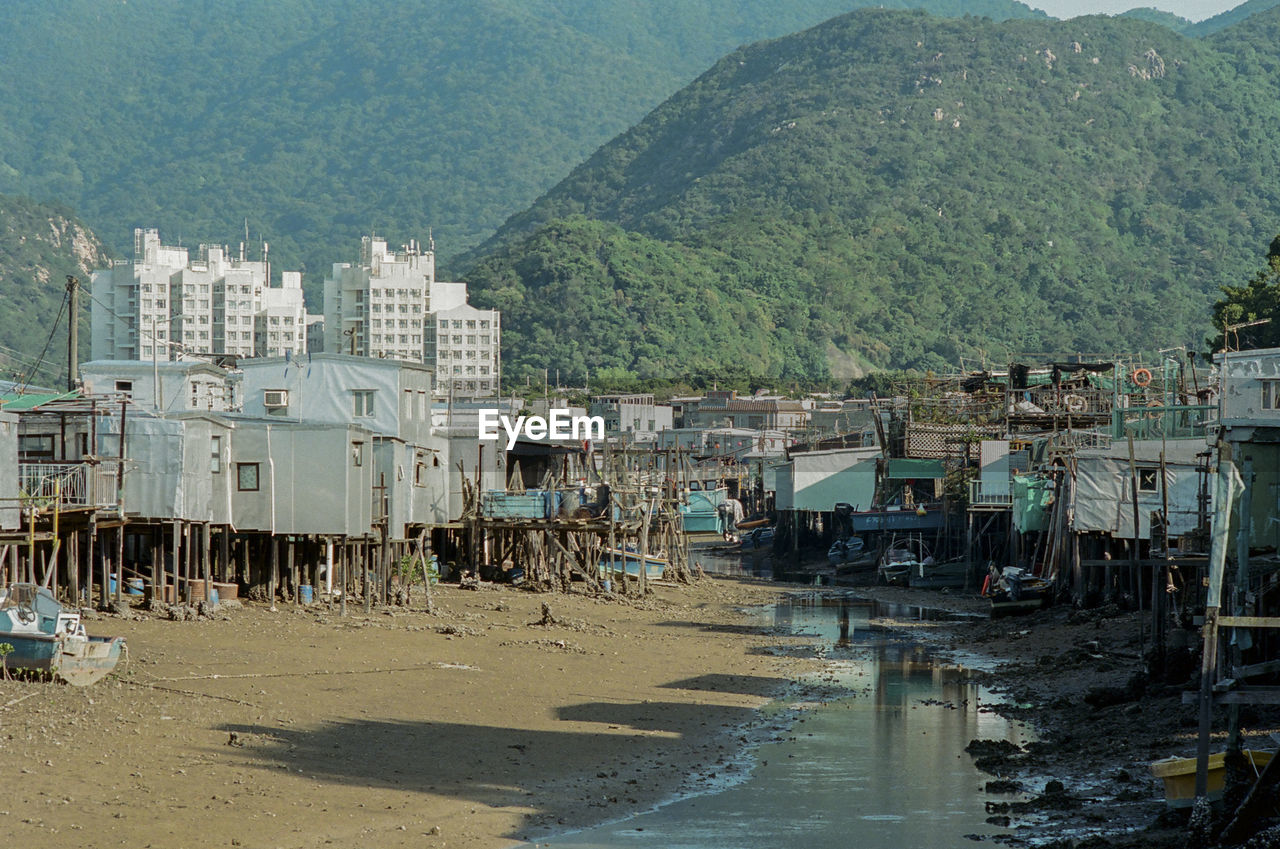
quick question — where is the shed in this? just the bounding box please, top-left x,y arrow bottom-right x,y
774,446 -> 880,512
1071,439 -> 1204,538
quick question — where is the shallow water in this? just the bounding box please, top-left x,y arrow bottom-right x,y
542,590 -> 1028,849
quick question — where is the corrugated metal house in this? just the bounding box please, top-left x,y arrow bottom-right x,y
225,418 -> 375,536
238,353 -> 433,445
0,409 -> 17,530
774,446 -> 880,512
1071,439 -> 1204,539
81,359 -> 236,413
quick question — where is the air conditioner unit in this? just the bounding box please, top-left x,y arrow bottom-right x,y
263,389 -> 289,408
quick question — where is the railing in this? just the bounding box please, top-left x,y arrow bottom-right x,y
1111,404 -> 1216,440
19,461 -> 121,508
968,479 -> 1013,508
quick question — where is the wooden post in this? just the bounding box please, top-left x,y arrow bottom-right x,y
170,520 -> 180,604
115,524 -> 124,603
362,539 -> 370,614
340,539 -> 348,617
219,528 -> 230,584
639,498 -> 651,594
203,522 -> 212,607
1197,440 -> 1235,798
269,535 -> 279,611
183,522 -> 193,601
289,538 -> 298,605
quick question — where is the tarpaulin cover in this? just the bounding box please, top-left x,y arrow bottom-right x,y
1012,474 -> 1054,532
1071,440 -> 1203,538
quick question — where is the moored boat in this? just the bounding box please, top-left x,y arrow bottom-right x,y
0,583 -> 126,686
599,547 -> 668,580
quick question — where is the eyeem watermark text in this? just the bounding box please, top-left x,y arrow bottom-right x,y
478,409 -> 605,450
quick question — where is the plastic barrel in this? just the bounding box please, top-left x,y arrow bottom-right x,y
300,584 -> 314,604
210,588 -> 219,604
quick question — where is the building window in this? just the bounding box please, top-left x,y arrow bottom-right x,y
352,389 -> 375,417
351,441 -> 364,467
210,435 -> 222,473
1137,467 -> 1160,494
1263,380 -> 1280,411
18,434 -> 54,459
236,462 -> 260,491
114,380 -> 133,395
480,320 -> 489,329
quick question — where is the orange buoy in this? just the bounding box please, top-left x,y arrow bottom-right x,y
1132,367 -> 1152,387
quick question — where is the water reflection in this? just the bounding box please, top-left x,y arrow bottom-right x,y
544,590 -> 1024,849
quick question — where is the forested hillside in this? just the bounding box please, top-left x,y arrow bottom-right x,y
463,8 -> 1280,379
0,196 -> 109,387
0,0 -> 1045,286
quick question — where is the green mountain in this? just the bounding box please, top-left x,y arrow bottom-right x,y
0,196 -> 109,388
1118,7 -> 1192,32
1188,0 -> 1280,35
0,0 -> 1047,294
462,7 -> 1280,380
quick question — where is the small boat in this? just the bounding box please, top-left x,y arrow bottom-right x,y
736,515 -> 771,531
0,583 -> 126,686
740,525 -> 774,551
908,557 -> 970,589
878,538 -> 931,585
599,547 -> 668,580
827,536 -> 866,567
981,566 -> 1052,616
1150,750 -> 1275,808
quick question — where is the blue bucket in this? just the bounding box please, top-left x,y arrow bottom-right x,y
300,584 -> 314,604
108,575 -> 117,595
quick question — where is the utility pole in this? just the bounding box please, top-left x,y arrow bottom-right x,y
66,276 -> 80,390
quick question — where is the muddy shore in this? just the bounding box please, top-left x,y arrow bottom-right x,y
0,577 -> 818,849
0,575 -> 1264,848
849,581 -> 1280,848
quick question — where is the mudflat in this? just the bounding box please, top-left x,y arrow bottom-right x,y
0,578 -> 801,849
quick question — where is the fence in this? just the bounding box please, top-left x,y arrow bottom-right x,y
18,461 -> 121,508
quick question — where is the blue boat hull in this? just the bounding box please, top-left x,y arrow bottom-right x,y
3,632 -> 126,686
599,550 -> 667,580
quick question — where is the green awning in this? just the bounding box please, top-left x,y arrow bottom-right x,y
886,458 -> 945,479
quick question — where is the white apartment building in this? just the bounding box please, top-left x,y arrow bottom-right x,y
91,228 -> 307,362
323,236 -> 431,362
323,235 -> 500,398
424,280 -> 500,399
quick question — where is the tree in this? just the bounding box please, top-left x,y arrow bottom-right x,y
1209,234 -> 1280,352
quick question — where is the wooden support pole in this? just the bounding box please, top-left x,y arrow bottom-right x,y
289,538 -> 298,605
340,539 -> 348,617
115,524 -> 124,603
171,521 -> 180,604
203,522 -> 212,606
269,535 -> 279,611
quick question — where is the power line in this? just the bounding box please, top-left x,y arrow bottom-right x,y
20,289 -> 68,391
